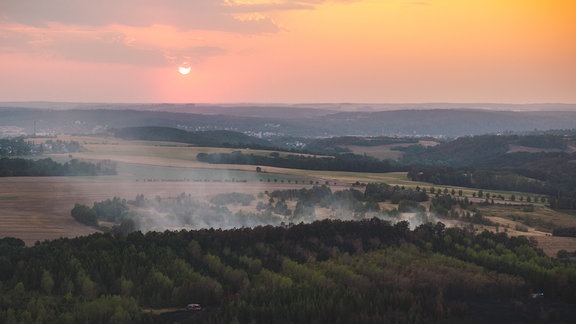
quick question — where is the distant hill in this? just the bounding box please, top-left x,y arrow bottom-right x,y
399,134 -> 576,168
312,109 -> 576,136
1,104 -> 576,137
399,134 -> 576,208
4,101 -> 576,112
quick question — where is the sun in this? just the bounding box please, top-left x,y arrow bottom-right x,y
178,64 -> 192,75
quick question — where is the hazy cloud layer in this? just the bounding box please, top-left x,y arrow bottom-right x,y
0,0 -> 358,66
0,0 -> 355,32
0,23 -> 228,66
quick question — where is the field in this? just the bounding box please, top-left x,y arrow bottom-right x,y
1,135 -> 576,256
1,135 -> 364,244
0,176 -> 323,244
345,140 -> 438,160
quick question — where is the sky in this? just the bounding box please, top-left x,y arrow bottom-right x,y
1,0 -> 575,104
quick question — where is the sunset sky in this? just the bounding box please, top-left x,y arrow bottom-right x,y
1,0 -> 575,103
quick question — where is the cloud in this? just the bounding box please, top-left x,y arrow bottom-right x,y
0,0 -> 358,67
0,23 -> 227,66
0,0 -> 319,34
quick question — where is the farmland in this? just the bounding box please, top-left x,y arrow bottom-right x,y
0,135 -> 361,244
1,135 -> 576,257
0,177 -> 314,244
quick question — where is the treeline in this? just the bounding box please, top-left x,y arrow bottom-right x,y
114,127 -> 276,150
0,138 -> 84,157
0,158 -> 116,177
364,183 -> 428,203
197,151 -> 397,173
0,138 -> 33,156
407,166 -> 576,210
407,167 -> 552,194
1,219 -> 575,323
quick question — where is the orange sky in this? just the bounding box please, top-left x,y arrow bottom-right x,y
0,0 -> 575,103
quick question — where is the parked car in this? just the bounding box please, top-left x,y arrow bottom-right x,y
186,303 -> 202,311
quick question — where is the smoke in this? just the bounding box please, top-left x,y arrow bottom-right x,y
120,190 -> 442,235
123,192 -> 283,233
397,212 -> 438,229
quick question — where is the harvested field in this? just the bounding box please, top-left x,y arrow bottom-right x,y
345,145 -> 404,160
480,216 -> 576,257
346,140 -> 438,160
0,134 -> 399,245
0,176 -> 342,245
533,236 -> 576,257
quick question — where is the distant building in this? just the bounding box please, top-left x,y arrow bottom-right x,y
0,126 -> 26,138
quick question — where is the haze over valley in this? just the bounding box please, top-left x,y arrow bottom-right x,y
1,0 -> 575,322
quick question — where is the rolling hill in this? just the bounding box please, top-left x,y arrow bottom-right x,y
2,104 -> 576,137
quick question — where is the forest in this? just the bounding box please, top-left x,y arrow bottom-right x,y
1,218 -> 575,323
15,185 -> 566,323
0,158 -> 116,177
196,151 -> 397,173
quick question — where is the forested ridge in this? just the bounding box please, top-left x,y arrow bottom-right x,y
404,135 -> 576,209
1,219 -> 575,323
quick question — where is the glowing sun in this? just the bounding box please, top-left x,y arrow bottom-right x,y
178,64 -> 191,75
